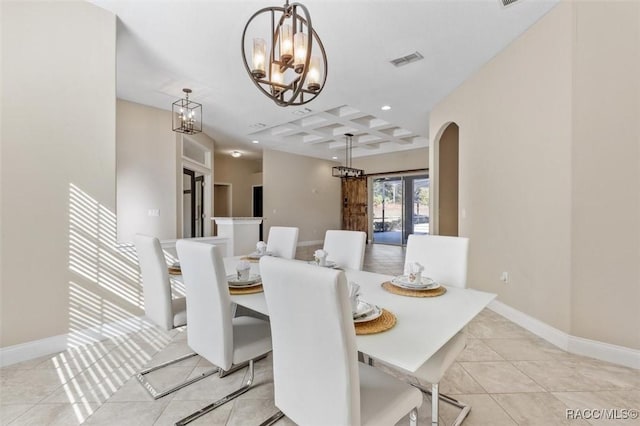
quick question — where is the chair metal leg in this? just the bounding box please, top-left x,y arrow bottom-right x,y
431,383 -> 438,426
409,407 -> 418,426
411,382 -> 471,426
259,410 -> 285,426
175,359 -> 257,426
136,352 -> 219,400
218,353 -> 268,378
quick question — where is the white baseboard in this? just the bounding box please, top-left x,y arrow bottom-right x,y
567,335 -> 640,370
488,300 -> 639,369
0,315 -> 150,368
0,334 -> 68,368
488,300 -> 570,350
297,240 -> 323,247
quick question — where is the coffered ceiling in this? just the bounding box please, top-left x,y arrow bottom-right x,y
90,0 -> 559,160
248,105 -> 429,159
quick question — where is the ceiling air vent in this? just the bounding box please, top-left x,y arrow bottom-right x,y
390,51 -> 424,67
501,0 -> 520,7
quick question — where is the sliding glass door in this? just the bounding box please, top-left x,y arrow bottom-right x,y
372,174 -> 429,245
373,177 -> 404,245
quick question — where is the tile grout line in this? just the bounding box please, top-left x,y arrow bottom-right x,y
486,392 -> 521,425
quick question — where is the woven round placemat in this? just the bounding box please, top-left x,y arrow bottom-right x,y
355,309 -> 396,335
239,256 -> 260,263
229,284 -> 263,295
381,281 -> 447,298
168,267 -> 181,275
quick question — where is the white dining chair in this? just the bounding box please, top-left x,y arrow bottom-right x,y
134,234 -> 218,399
175,240 -> 272,425
134,234 -> 186,331
402,234 -> 470,426
323,230 -> 367,270
259,256 -> 422,426
266,226 -> 298,259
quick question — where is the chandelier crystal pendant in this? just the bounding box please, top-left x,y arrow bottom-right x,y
332,133 -> 364,178
172,88 -> 202,135
241,0 -> 327,107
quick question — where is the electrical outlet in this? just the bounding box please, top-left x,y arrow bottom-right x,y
500,271 -> 509,284
148,209 -> 160,217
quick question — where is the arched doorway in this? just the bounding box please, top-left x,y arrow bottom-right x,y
434,122 -> 459,236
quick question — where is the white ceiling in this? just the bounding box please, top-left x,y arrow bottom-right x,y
90,0 -> 559,161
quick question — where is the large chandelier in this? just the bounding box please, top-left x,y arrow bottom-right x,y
241,0 -> 327,107
333,134 -> 364,178
172,88 -> 202,135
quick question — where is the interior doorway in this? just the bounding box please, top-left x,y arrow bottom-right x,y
252,185 -> 263,241
183,168 -> 205,238
437,123 -> 459,236
372,174 -> 429,245
213,183 -> 232,236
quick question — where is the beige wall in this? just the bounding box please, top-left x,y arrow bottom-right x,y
263,149 -> 341,243
117,100 -> 178,242
430,2 -> 574,333
1,1 -> 117,346
117,100 -> 216,242
570,1 -> 640,349
250,172 -> 263,187
352,147 -> 428,175
430,1 -> 640,349
214,155 -> 262,217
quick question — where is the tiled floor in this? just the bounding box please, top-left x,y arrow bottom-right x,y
1,244 -> 639,425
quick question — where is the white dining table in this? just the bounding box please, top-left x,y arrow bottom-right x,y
223,256 -> 496,374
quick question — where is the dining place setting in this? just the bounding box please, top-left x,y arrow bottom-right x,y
240,240 -> 274,262
308,248 -> 340,269
227,258 -> 264,295
382,261 -> 447,298
349,280 -> 397,335
347,262 -> 450,336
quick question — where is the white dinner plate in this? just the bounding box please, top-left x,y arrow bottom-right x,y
353,302 -> 383,323
226,273 -> 262,288
391,275 -> 440,290
307,260 -> 339,269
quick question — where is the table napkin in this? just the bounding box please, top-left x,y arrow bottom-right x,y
256,241 -> 267,254
314,249 -> 328,266
348,281 -> 360,314
236,260 -> 251,280
405,262 -> 424,275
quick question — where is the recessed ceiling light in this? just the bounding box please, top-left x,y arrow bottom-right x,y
252,140 -> 259,144
231,151 -> 242,158
332,156 -> 338,160
381,105 -> 391,111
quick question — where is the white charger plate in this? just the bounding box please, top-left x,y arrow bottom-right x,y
391,275 -> 440,290
226,273 -> 262,288
353,301 -> 383,323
